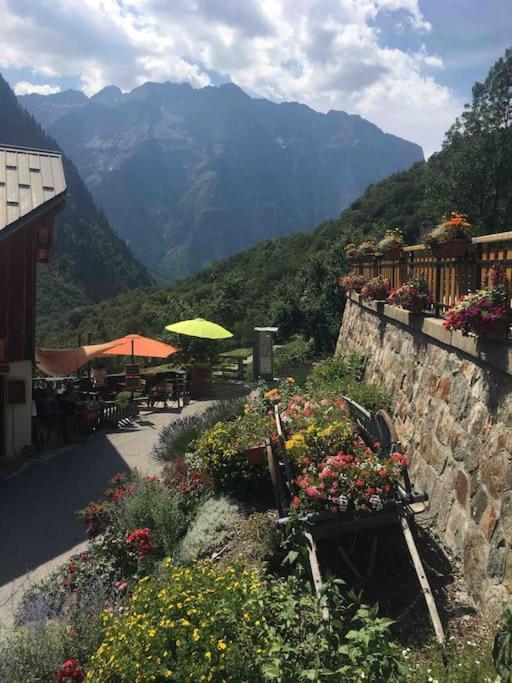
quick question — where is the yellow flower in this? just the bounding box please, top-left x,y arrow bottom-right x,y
193,628 -> 200,642
205,651 -> 212,660
217,640 -> 227,651
163,670 -> 173,678
148,629 -> 156,638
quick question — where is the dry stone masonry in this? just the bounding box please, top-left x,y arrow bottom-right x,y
337,297 -> 512,620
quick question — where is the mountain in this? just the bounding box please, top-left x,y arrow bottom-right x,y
20,82 -> 424,279
0,74 -> 151,318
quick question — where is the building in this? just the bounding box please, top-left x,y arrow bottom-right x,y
0,145 -> 66,459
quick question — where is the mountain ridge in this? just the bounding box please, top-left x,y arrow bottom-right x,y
20,80 -> 423,279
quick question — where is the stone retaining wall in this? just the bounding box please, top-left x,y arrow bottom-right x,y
337,297 -> 512,619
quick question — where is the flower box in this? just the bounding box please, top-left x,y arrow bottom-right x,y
361,253 -> 375,262
245,444 -> 266,465
431,239 -> 466,259
479,320 -> 509,341
384,246 -> 402,260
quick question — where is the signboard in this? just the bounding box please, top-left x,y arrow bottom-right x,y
126,375 -> 141,390
259,333 -> 273,377
125,364 -> 141,390
7,380 -> 25,404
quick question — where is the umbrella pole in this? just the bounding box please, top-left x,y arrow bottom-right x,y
131,339 -> 134,402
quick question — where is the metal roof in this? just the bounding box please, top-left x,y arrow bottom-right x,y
0,144 -> 66,237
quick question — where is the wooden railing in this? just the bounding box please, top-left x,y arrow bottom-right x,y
353,231 -> 512,315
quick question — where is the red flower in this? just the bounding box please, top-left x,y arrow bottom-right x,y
68,629 -> 79,639
67,563 -> 77,574
56,659 -> 85,682
292,496 -> 300,509
378,469 -> 388,478
127,528 -> 153,560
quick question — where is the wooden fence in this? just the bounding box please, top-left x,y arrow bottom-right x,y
353,231 -> 512,315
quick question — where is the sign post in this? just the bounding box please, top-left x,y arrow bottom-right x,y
253,327 -> 278,381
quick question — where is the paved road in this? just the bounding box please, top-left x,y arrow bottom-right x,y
0,392 -> 248,629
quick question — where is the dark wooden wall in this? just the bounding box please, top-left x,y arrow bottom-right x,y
0,221 -> 37,363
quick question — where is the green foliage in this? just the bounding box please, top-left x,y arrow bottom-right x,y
410,638 -> 496,682
152,400 -> 245,463
0,618 -> 103,683
274,338 -> 315,374
238,512 -> 282,567
306,353 -> 392,412
87,559 -> 407,682
192,411 -> 272,492
178,496 -> 242,562
493,608 -> 512,681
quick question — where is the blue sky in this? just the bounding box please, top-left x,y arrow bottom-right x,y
0,0 -> 510,156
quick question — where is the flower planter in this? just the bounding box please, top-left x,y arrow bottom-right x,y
360,253 -> 376,262
245,444 -> 266,465
431,240 -> 467,259
478,320 -> 510,341
384,247 -> 402,260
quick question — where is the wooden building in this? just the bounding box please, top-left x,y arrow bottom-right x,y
0,145 -> 66,458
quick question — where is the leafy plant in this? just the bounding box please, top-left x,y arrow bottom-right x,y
359,240 -> 378,256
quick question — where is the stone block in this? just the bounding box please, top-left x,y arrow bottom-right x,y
454,470 -> 469,507
480,504 -> 498,541
463,529 -> 489,601
471,487 -> 488,524
480,452 -> 508,499
383,304 -> 411,326
444,503 -> 469,553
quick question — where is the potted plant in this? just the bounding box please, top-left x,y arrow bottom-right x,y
344,243 -> 360,264
337,274 -> 367,294
360,276 -> 391,301
424,212 -> 472,258
443,264 -> 510,339
358,240 -> 378,262
377,228 -> 404,260
387,276 -> 433,313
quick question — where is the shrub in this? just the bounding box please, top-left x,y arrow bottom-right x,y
360,276 -> 391,301
387,276 -> 432,314
152,400 -> 245,463
236,512 -> 282,566
273,337 -> 315,374
359,240 -> 378,256
178,496 -> 243,562
86,559 -> 407,682
306,354 -> 391,412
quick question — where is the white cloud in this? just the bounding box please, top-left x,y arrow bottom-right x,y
0,0 -> 463,155
14,80 -> 61,96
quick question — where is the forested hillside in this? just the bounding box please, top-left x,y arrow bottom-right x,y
37,48 -> 512,352
0,75 -> 151,318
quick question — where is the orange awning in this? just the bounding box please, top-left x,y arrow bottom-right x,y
36,342 -> 120,376
99,334 -> 177,359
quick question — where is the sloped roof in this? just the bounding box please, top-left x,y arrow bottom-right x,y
0,144 -> 66,238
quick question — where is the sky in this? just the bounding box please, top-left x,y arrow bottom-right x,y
1,0 -> 511,157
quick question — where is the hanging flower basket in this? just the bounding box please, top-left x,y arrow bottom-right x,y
245,444 -> 266,465
431,239 -> 466,259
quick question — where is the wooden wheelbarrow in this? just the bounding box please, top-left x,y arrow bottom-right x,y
265,397 -> 446,652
